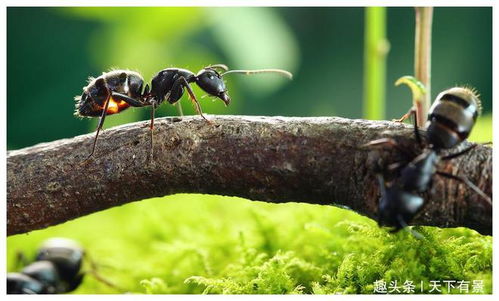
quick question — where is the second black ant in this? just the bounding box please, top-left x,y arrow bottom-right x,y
364,86 -> 492,235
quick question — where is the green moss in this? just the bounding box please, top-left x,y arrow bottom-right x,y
7,194 -> 492,294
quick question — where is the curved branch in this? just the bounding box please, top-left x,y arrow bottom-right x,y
7,116 -> 492,236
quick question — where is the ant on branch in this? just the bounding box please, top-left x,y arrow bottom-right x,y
75,64 -> 292,161
7,238 -> 121,294
364,84 -> 492,236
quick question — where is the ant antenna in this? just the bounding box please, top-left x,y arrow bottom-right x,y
221,69 -> 293,79
204,64 -> 229,72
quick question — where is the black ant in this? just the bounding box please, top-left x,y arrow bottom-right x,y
74,64 -> 292,160
7,238 -> 120,294
364,87 -> 492,234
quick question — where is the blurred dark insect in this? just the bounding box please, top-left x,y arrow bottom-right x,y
7,238 -> 119,294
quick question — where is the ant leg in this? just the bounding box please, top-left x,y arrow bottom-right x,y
410,109 -> 423,147
160,91 -> 181,122
111,92 -> 145,107
177,77 -> 211,123
396,215 -> 424,239
83,97 -> 111,162
83,252 -> 124,293
436,171 -> 492,205
441,142 -> 491,161
441,144 -> 478,160
376,174 -> 387,194
175,102 -> 184,118
382,108 -> 423,148
362,138 -> 398,148
375,174 -> 388,225
149,101 -> 156,160
15,250 -> 29,269
363,109 -> 421,153
362,138 -> 412,158
393,107 -> 414,123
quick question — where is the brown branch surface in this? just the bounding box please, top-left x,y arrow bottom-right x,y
7,116 -> 492,236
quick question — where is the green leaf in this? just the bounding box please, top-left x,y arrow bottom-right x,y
394,75 -> 426,102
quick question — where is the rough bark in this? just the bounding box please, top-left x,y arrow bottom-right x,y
7,115 -> 492,236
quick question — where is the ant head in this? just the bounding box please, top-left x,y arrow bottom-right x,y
35,238 -> 84,283
196,68 -> 230,106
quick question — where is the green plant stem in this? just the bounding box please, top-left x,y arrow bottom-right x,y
414,7 -> 433,126
363,7 -> 389,120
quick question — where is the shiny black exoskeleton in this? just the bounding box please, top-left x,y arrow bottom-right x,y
367,87 -> 490,232
75,70 -> 146,118
149,66 -> 230,108
75,64 -> 292,160
7,272 -> 47,294
7,238 -> 85,294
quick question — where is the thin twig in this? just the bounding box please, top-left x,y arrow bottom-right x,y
414,7 -> 433,126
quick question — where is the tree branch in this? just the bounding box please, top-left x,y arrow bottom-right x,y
7,116 -> 492,236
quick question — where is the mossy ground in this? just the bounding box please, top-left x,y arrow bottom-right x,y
7,194 -> 492,294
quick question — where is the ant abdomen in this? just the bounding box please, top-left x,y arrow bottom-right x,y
426,87 -> 481,150
75,70 -> 146,117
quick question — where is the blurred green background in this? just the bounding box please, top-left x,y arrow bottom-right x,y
7,7 -> 492,294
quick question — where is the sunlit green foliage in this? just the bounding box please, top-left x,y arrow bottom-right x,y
7,195 -> 492,294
